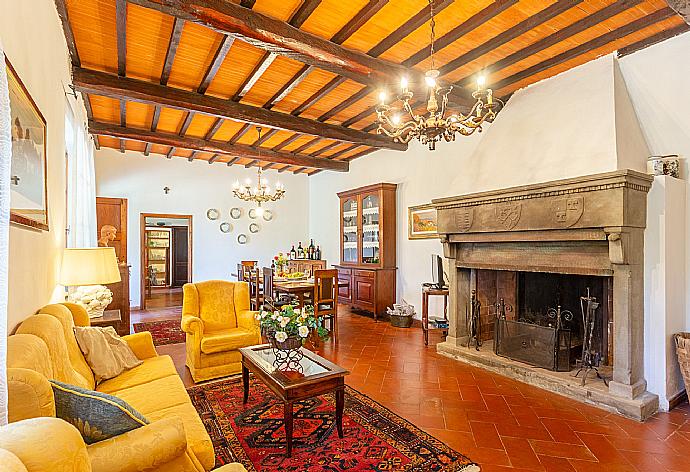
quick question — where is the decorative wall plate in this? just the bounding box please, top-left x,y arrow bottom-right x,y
207,209 -> 220,220
230,207 -> 242,219
237,234 -> 248,244
220,222 -> 232,233
262,210 -> 273,221
248,208 -> 257,219
249,222 -> 260,234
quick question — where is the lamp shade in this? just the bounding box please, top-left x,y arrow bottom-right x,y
60,247 -> 121,286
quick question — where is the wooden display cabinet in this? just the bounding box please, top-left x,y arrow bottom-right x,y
334,183 -> 397,320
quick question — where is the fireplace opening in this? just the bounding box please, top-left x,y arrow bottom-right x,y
475,269 -> 612,372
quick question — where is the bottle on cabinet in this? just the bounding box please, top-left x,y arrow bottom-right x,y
315,245 -> 321,260
289,245 -> 296,260
308,239 -> 315,259
297,242 -> 304,259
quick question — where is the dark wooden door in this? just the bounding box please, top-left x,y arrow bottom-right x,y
171,226 -> 189,287
96,197 -> 128,263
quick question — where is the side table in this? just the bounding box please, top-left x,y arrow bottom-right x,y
422,286 -> 449,346
91,309 -> 122,332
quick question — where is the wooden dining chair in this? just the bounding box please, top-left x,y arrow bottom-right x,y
263,267 -> 294,308
313,269 -> 339,341
248,268 -> 263,311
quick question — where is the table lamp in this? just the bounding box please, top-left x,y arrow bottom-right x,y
60,247 -> 121,318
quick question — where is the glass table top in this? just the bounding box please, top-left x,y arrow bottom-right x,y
242,345 -> 347,387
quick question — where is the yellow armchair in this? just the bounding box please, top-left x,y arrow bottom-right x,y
182,280 -> 260,382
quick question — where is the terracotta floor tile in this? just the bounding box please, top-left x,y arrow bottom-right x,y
135,304 -> 690,471
470,421 -> 505,449
502,437 -> 544,470
529,440 -> 597,461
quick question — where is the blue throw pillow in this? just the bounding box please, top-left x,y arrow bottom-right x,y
50,380 -> 149,444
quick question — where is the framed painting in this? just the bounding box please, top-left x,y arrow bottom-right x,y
7,57 -> 48,230
408,204 -> 438,239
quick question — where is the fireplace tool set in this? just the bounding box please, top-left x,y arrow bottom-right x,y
573,288 -> 609,386
466,290 -> 482,350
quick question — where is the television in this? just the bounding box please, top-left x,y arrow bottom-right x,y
431,254 -> 445,288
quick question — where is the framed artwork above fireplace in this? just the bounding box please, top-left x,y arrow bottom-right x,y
408,204 -> 437,239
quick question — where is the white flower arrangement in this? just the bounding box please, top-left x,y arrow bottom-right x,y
258,303 -> 329,345
68,285 -> 113,318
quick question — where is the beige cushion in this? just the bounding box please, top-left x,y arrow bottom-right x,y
74,326 -> 142,383
200,328 -> 257,354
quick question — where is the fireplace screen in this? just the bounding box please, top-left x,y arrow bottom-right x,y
494,319 -> 572,371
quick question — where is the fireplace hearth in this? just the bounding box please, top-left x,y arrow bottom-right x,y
432,170 -> 659,420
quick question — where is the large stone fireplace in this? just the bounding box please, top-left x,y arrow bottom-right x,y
432,170 -> 659,420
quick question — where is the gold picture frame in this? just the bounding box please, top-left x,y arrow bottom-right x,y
7,57 -> 48,231
408,204 -> 438,239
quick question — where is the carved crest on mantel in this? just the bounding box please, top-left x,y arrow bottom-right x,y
495,203 -> 521,230
455,208 -> 474,233
552,196 -> 584,227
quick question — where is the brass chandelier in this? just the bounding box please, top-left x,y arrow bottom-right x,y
232,127 -> 285,215
376,0 -> 502,150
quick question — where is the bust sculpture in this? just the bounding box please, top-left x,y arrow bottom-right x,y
98,225 -> 117,247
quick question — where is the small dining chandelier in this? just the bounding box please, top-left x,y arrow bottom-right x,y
376,0 -> 502,150
232,127 -> 285,215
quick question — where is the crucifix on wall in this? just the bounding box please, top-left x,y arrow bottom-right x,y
10,175 -> 20,185
164,186 -> 170,194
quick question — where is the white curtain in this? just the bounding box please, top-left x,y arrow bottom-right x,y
65,99 -> 97,248
0,41 -> 12,426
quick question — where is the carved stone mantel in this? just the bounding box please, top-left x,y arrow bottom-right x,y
432,170 -> 658,420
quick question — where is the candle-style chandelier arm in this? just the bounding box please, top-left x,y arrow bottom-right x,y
374,0 -> 503,150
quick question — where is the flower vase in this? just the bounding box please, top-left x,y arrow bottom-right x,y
268,333 -> 304,373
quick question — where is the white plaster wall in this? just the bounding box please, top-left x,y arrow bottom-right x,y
644,176 -> 687,410
1,0 -> 84,331
95,148 -> 310,307
620,31 -> 690,404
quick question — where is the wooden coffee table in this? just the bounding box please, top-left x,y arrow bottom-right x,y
240,344 -> 349,457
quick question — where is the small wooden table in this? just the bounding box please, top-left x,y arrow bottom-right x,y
422,286 -> 449,345
240,344 -> 349,457
91,309 -> 123,332
273,279 -> 348,308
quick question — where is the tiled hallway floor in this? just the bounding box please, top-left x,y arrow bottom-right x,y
136,306 -> 690,471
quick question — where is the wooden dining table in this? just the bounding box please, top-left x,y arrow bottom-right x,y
272,279 -> 320,308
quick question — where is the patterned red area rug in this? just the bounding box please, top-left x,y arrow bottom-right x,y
188,376 -> 479,471
132,319 -> 185,346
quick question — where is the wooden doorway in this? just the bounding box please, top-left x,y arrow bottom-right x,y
140,213 -> 192,310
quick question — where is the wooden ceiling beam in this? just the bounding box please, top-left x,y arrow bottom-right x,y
235,1 -> 321,104
289,0 -> 322,29
438,0 -> 584,78
89,120 -> 350,171
244,159 -> 260,168
402,0 -> 518,68
127,0 -> 452,93
331,0 -> 388,45
161,17 -> 185,84
149,16 -> 185,156
367,0 -> 454,57
272,134 -> 301,151
72,67 -> 405,150
493,7 -> 677,92
263,64 -> 313,109
208,154 -> 220,164
82,94 -> 100,150
291,76 -> 346,116
116,0 -> 127,77
318,85 -> 371,122
327,143 -> 360,160
239,0 -> 256,8
454,0 -> 644,89
292,137 -> 323,154
618,22 -> 690,56
666,1 -> 690,24
198,35 -> 235,94
54,0 -> 81,66
226,156 -> 241,166
309,141 -> 339,157
229,123 -> 253,144
253,128 -> 279,146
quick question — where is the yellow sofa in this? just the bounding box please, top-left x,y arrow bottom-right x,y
182,280 -> 261,382
6,302 -> 246,472
0,417 -> 246,472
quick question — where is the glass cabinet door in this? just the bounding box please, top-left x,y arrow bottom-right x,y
361,192 -> 380,264
342,198 -> 358,263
